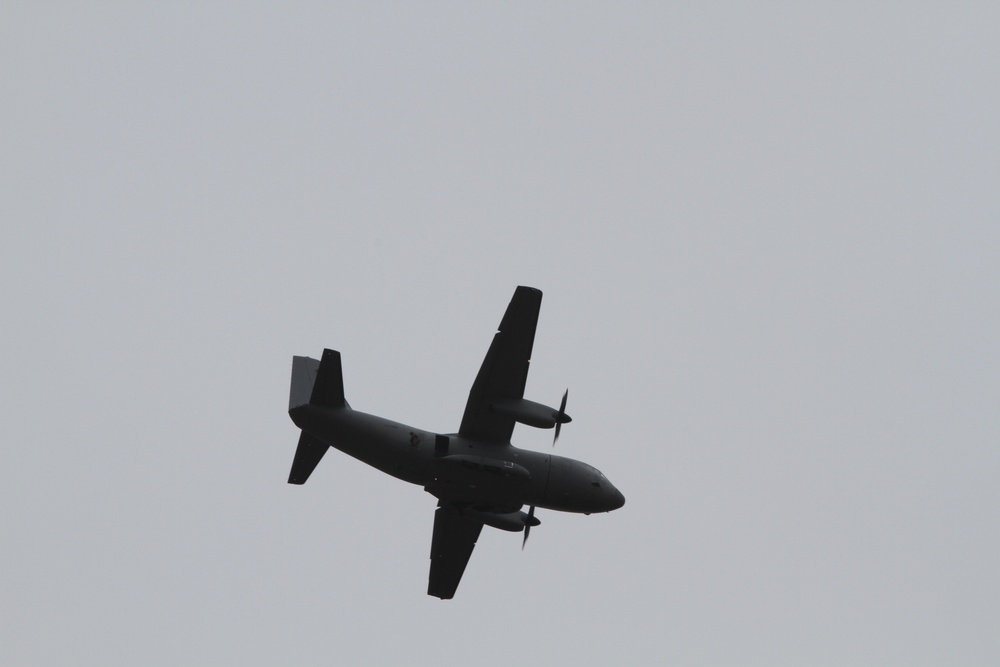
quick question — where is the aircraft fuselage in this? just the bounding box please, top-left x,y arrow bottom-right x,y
287,286 -> 625,598
289,403 -> 624,515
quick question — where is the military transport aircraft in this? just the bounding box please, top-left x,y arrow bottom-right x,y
286,286 -> 625,599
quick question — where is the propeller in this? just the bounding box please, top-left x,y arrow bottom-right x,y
522,505 -> 537,550
553,389 -> 569,445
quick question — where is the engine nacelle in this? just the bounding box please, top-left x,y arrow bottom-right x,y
463,507 -> 541,532
491,398 -> 571,429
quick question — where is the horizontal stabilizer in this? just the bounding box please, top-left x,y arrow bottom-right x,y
288,431 -> 329,484
310,349 -> 346,408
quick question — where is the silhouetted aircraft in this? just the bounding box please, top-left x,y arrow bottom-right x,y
287,286 -> 625,599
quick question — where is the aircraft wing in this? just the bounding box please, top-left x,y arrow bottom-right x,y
458,286 -> 542,442
428,501 -> 484,599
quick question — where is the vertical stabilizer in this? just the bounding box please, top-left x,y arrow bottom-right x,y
289,356 -> 320,409
287,350 -> 347,485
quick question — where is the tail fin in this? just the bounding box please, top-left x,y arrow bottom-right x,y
289,356 -> 321,409
286,349 -> 347,485
288,349 -> 347,410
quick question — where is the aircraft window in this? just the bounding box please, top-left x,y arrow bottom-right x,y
591,481 -> 601,488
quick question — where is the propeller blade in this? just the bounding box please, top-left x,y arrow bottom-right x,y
522,505 -> 536,550
553,389 -> 569,445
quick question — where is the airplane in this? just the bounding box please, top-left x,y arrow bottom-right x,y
286,286 -> 625,599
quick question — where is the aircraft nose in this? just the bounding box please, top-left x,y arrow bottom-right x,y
609,487 -> 625,511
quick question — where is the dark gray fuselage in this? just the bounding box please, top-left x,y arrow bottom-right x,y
289,403 -> 625,515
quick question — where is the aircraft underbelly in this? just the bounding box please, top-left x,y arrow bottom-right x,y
290,405 -> 436,486
426,454 -> 532,510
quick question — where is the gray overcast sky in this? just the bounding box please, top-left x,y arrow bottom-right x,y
3,3 -> 998,666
